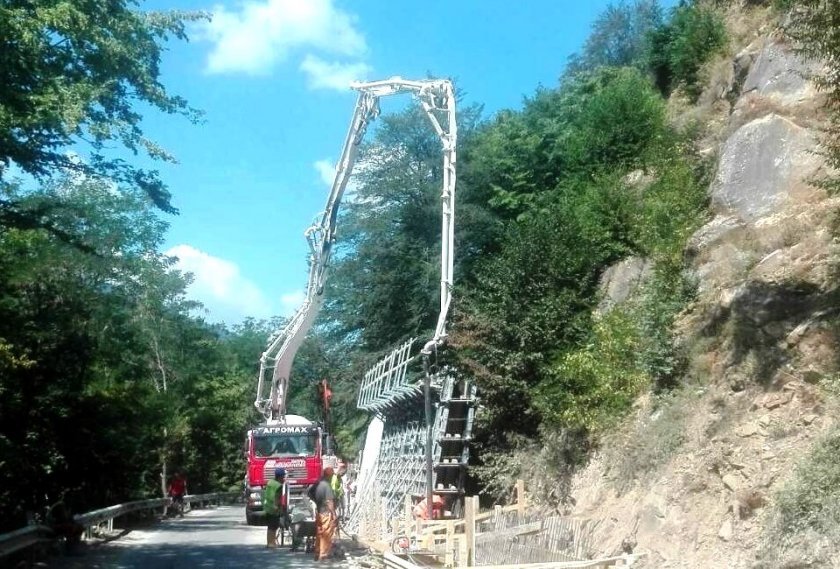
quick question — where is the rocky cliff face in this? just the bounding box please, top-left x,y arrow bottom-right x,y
568,19 -> 839,569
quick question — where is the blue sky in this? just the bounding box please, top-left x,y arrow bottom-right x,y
140,0 -> 671,324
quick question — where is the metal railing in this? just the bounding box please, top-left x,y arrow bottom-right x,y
0,491 -> 240,559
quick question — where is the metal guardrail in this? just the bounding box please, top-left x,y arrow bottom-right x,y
0,491 -> 239,559
0,525 -> 55,560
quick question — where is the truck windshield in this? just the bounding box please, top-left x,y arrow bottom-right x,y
253,434 -> 318,458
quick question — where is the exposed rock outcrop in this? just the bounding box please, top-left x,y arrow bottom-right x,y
738,37 -> 820,110
712,113 -> 822,220
597,257 -> 652,313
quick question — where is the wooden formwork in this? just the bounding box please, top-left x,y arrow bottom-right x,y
381,480 -> 643,568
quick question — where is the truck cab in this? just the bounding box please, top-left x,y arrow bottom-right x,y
244,415 -> 336,524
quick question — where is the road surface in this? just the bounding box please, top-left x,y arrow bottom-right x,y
48,505 -> 349,568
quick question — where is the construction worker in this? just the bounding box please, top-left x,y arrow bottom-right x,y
311,466 -> 337,561
330,462 -> 346,517
263,468 -> 287,548
412,494 -> 444,520
167,471 -> 187,517
46,497 -> 84,554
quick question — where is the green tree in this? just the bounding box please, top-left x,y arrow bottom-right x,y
0,175 -> 276,526
566,0 -> 663,75
325,101 -> 482,351
646,2 -> 728,98
0,0 -> 203,222
0,177 -> 184,528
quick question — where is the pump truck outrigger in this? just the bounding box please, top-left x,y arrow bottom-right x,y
244,77 -> 457,526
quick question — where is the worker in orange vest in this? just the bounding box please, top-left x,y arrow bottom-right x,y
412,494 -> 444,520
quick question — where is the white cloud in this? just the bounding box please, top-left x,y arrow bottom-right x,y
280,290 -> 306,315
314,159 -> 336,187
313,157 -> 364,201
300,55 -> 371,90
167,244 -> 275,323
200,0 -> 368,77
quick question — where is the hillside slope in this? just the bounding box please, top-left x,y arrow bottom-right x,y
564,9 -> 839,569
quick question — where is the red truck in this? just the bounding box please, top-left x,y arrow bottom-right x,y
244,415 -> 336,525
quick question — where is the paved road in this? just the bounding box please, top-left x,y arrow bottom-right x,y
48,506 -> 348,569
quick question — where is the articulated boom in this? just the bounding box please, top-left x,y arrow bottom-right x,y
255,78 -> 457,422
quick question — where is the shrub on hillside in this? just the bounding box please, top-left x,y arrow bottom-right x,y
560,67 -> 670,177
761,425 -> 840,563
603,388 -> 694,493
565,0 -> 663,75
470,427 -> 589,507
469,67 -> 669,221
536,308 -> 648,433
647,2 -> 728,99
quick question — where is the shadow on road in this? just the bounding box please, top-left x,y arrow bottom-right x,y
150,519 -> 245,532
46,542 -> 347,568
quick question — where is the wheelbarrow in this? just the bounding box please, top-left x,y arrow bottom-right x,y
290,519 -> 316,553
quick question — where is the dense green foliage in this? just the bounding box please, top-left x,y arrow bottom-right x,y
566,0 -> 663,74
454,73 -> 706,447
0,178 -> 267,530
0,1 -> 258,532
646,3 -> 728,98
0,0 -> 203,223
566,0 -> 728,100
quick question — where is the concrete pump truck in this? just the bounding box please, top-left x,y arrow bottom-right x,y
243,78 -> 457,525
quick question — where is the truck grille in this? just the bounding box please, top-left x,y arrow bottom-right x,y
263,460 -> 307,482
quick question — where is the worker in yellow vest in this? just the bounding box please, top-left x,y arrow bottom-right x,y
330,463 -> 345,518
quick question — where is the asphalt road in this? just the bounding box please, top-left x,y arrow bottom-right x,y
47,506 -> 348,569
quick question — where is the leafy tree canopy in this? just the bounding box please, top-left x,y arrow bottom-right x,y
0,0 -> 204,217
566,0 -> 663,75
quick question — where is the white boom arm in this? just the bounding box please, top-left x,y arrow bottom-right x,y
255,77 -> 457,422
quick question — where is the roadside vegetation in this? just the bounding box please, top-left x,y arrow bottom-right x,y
0,0 -> 350,531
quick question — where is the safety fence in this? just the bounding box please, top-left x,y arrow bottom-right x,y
0,491 -> 240,560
